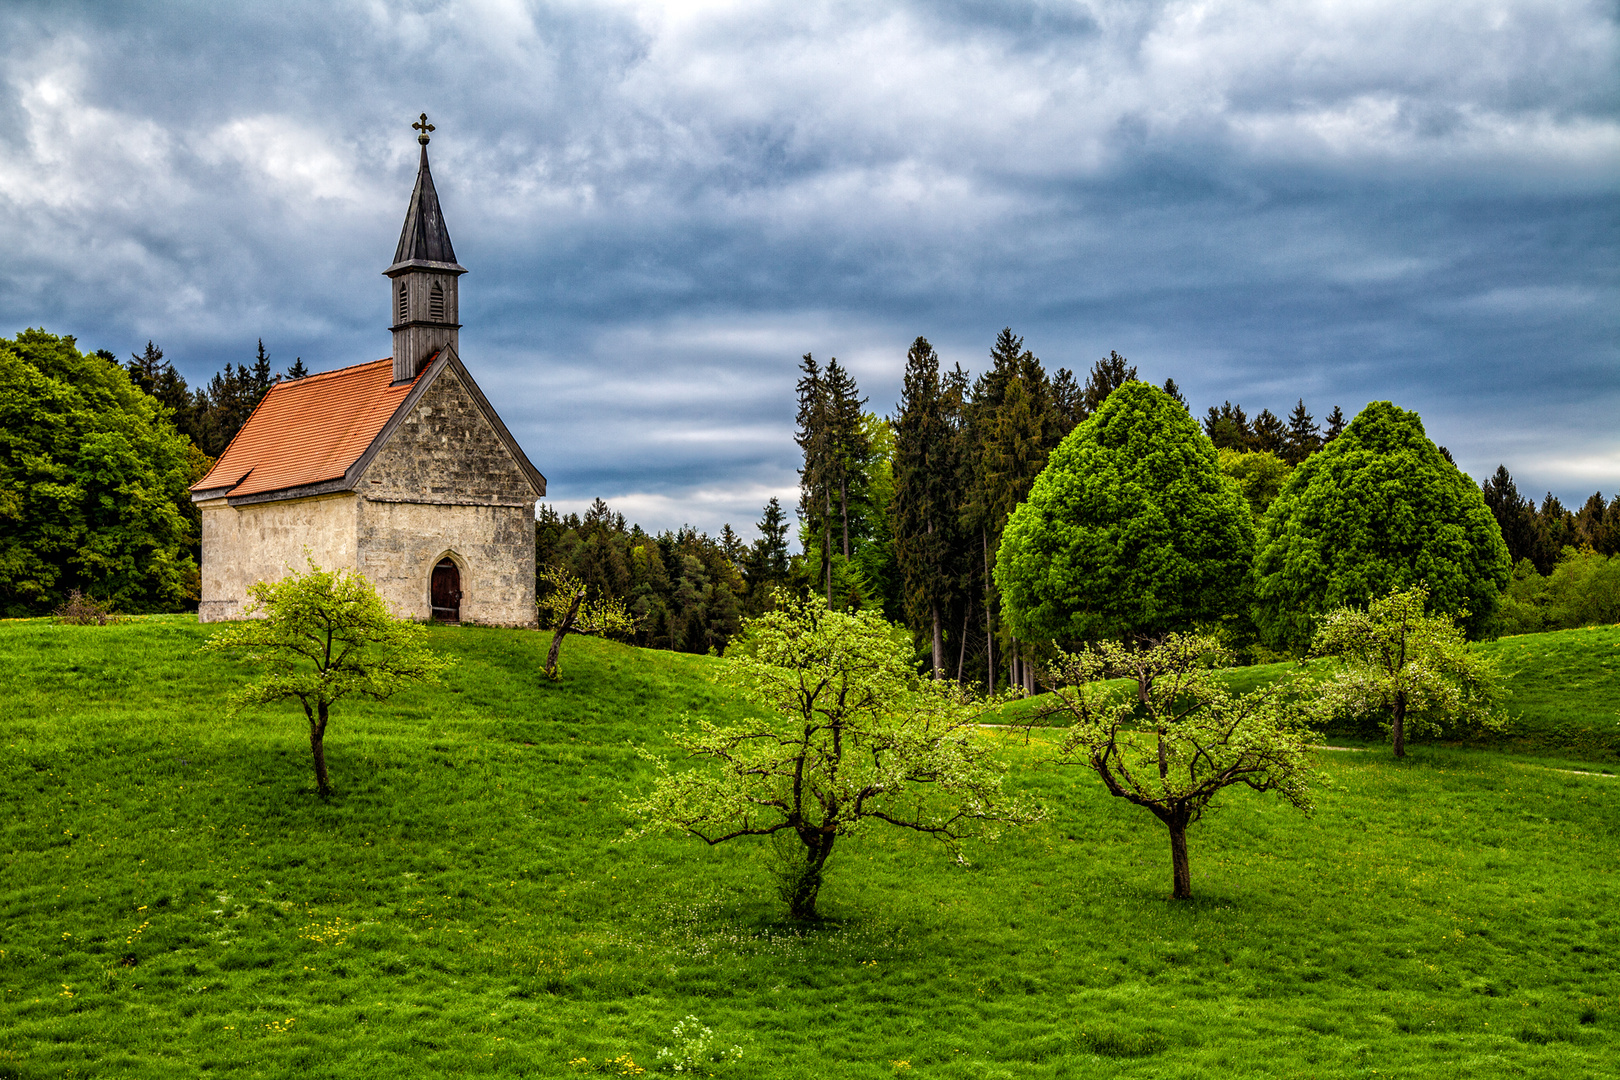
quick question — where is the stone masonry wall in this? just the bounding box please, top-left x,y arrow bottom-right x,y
360,365 -> 537,505
196,493 -> 359,622
356,364 -> 538,627
356,501 -> 535,626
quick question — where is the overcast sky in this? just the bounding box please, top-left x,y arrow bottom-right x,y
2,0 -> 1616,537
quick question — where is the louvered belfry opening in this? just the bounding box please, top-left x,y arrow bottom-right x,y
429,281 -> 445,321
397,280 -> 409,324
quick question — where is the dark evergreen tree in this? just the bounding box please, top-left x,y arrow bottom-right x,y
892,337 -> 959,677
1161,377 -> 1187,409
745,497 -> 792,609
1481,465 -> 1541,569
719,523 -> 744,566
1049,366 -> 1084,433
285,356 -> 309,380
1250,409 -> 1287,455
1204,402 -> 1252,450
1283,399 -> 1320,464
1080,350 -> 1137,416
1576,493 -> 1614,556
822,358 -> 870,563
1322,405 -> 1347,444
795,354 -> 834,602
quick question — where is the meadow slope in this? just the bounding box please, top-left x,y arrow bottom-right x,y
0,617 -> 1615,1078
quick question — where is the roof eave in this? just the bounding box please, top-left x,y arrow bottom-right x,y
225,477 -> 354,507
383,258 -> 467,277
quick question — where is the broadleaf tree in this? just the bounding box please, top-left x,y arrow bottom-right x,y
201,559 -> 454,796
1251,401 -> 1511,652
0,329 -> 203,615
1311,584 -> 1503,757
996,381 -> 1255,643
1039,634 -> 1317,899
630,593 -> 1039,919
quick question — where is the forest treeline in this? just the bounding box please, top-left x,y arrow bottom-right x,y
5,326 -> 1619,644
534,328 -> 1620,681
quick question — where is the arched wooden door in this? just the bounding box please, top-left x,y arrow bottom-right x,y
430,558 -> 461,622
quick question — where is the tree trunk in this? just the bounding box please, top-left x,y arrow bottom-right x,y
824,491 -> 833,605
1392,690 -> 1407,758
931,602 -> 943,679
786,831 -> 835,919
1168,817 -> 1192,899
956,605 -> 970,683
840,477 -> 850,559
544,590 -> 584,680
983,529 -> 995,691
310,701 -> 331,797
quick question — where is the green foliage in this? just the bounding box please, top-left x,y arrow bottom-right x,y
1252,401 -> 1511,651
1040,633 -> 1317,898
1496,549 -> 1620,635
630,594 -> 1037,918
1312,584 -> 1503,757
0,329 -> 202,616
996,381 -> 1255,643
1217,448 -> 1292,520
2,619 -> 1617,1076
201,559 -> 453,794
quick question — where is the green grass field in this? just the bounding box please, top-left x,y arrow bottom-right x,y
1,617 -> 1616,1078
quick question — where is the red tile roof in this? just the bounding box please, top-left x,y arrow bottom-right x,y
192,357 -> 425,498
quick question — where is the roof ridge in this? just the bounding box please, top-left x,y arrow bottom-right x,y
290,356 -> 393,383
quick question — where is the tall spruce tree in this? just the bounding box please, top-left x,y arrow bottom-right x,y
1322,405 -> 1347,444
1080,350 -> 1137,416
1481,466 -> 1540,569
747,497 -> 792,602
1283,399 -> 1321,464
1251,409 -> 1287,455
892,337 -> 957,677
823,359 -> 870,563
795,354 -> 834,602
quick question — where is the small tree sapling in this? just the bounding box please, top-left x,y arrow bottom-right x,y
201,559 -> 453,796
1311,583 -> 1503,757
1040,634 -> 1317,899
630,593 -> 1038,918
536,565 -> 637,680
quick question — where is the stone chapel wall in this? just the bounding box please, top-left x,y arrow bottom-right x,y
355,364 -> 538,627
196,493 -> 360,622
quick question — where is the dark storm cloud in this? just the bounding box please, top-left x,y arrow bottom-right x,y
1,0 -> 1615,535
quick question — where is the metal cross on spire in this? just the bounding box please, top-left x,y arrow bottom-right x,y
412,112 -> 435,145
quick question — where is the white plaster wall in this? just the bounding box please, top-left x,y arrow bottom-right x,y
196,494 -> 360,622
357,499 -> 536,627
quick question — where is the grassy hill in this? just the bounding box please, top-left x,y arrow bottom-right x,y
1,617 -> 1616,1078
999,626 -> 1620,763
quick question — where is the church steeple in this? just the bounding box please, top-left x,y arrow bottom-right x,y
385,114 -> 467,383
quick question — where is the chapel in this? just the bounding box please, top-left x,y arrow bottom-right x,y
190,116 -> 545,627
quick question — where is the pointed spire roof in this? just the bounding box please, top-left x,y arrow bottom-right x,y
386,143 -> 466,275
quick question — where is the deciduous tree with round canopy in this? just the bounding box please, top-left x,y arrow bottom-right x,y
1251,401 -> 1510,652
994,381 -> 1255,643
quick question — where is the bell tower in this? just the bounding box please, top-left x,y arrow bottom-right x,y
385,113 -> 467,383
